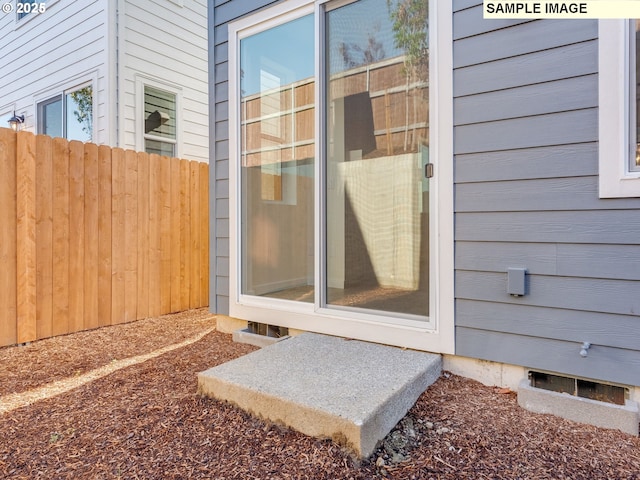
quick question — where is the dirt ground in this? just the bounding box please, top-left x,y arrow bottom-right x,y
0,309 -> 638,479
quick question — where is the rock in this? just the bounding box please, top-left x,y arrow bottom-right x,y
384,430 -> 408,453
401,417 -> 416,438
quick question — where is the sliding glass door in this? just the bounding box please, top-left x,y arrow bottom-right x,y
236,0 -> 431,323
324,0 -> 430,318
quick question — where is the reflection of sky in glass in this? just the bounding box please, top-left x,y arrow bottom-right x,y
239,1 -> 422,95
66,92 -> 92,142
327,0 -> 402,75
44,100 -> 62,138
1,113 -> 11,128
240,14 -> 314,98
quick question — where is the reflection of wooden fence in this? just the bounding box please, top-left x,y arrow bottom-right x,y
0,128 -> 209,347
240,55 -> 428,168
329,56 -> 429,156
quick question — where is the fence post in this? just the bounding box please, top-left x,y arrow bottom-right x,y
16,131 -> 37,344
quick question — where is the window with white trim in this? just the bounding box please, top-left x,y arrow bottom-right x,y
37,83 -> 93,142
599,20 -> 640,197
143,85 -> 177,156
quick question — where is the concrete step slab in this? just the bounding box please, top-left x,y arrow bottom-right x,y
197,332 -> 441,458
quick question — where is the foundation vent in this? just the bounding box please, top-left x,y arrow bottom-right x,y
247,322 -> 288,338
529,371 -> 627,406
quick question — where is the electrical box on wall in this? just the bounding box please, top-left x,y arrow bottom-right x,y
507,267 -> 526,296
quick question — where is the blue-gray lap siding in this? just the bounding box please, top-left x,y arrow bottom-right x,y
453,2 -> 640,386
209,0 -> 640,387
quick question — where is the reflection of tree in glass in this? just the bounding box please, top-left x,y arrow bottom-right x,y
387,0 -> 428,152
338,23 -> 385,69
387,0 -> 428,82
69,87 -> 93,139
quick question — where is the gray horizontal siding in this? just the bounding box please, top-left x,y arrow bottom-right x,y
456,242 -> 640,280
457,300 -> 640,352
455,143 -> 597,183
453,9 -> 640,386
456,211 -> 640,244
454,5 -> 531,40
454,19 -> 597,69
455,74 -> 597,126
457,271 -> 640,316
455,109 -> 597,154
456,177 -> 640,212
454,40 -> 598,97
215,0 -> 273,24
456,328 -> 640,387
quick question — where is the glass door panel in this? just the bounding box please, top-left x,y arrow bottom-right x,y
325,0 -> 430,318
240,14 -> 315,302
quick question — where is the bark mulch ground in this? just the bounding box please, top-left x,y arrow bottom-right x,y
0,308 -> 638,479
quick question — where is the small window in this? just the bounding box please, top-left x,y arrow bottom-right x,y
37,84 -> 93,142
144,85 -> 177,156
599,20 -> 640,197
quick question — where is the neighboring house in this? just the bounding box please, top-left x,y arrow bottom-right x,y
208,0 -> 640,416
0,0 -> 209,162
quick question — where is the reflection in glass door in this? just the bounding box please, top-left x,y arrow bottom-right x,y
237,0 -> 430,320
324,0 -> 430,318
240,14 -> 315,303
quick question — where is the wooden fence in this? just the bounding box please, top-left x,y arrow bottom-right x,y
0,128 -> 209,347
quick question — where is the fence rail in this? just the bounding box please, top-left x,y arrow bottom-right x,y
0,128 -> 209,347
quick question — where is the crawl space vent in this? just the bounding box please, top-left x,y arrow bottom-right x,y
529,371 -> 627,406
247,322 -> 288,339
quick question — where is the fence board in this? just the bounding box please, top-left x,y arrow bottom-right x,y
170,158 -> 181,312
111,148 -> 126,324
0,129 -> 17,346
190,161 -> 201,308
52,137 -> 70,336
180,159 -> 191,311
36,134 -> 53,340
148,154 -> 161,318
16,132 -> 37,344
124,150 -> 138,323
84,143 -> 99,330
160,155 -> 172,314
137,152 -> 150,320
98,145 -> 112,327
68,141 -> 85,333
199,162 -> 209,307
